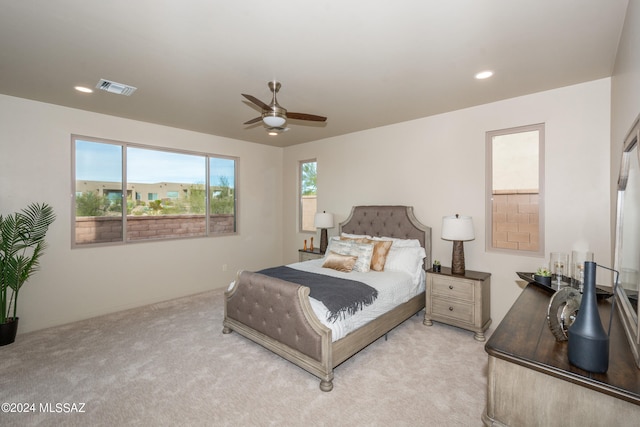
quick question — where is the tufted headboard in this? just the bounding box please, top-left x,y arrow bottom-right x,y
339,205 -> 432,268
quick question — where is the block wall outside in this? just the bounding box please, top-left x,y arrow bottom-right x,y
492,191 -> 539,251
301,195 -> 317,232
75,214 -> 235,244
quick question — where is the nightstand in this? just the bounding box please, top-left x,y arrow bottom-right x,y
424,267 -> 491,341
298,248 -> 324,262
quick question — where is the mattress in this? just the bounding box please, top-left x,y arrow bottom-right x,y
288,259 -> 425,341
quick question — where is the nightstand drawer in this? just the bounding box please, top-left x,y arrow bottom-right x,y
431,275 -> 474,302
432,298 -> 474,323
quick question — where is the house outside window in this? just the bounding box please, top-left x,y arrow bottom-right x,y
72,136 -> 237,246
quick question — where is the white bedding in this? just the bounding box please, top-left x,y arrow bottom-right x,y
288,259 -> 425,341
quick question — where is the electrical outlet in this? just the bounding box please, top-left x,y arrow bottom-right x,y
222,264 -> 228,272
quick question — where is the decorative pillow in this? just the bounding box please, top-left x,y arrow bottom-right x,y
322,251 -> 357,272
371,236 -> 421,248
325,239 -> 374,273
325,237 -> 342,254
341,232 -> 372,240
340,236 -> 368,243
384,246 -> 427,283
365,239 -> 393,271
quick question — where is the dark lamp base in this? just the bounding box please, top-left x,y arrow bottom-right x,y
320,228 -> 329,254
451,240 -> 465,275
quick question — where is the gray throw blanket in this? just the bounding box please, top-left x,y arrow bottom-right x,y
257,266 -> 378,323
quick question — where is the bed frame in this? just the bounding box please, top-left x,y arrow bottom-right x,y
222,205 -> 432,391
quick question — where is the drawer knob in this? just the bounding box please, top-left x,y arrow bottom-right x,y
449,285 -> 454,290
449,306 -> 454,311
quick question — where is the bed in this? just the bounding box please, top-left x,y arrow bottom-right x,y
222,205 -> 432,391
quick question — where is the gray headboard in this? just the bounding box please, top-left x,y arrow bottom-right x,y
339,205 -> 432,268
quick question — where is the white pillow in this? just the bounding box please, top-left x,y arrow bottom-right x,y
371,236 -> 421,248
325,239 -> 374,273
384,246 -> 426,283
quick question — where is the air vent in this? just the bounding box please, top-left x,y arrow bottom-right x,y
96,79 -> 137,96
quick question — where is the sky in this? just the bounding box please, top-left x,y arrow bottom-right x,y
75,140 -> 235,186
491,130 -> 539,191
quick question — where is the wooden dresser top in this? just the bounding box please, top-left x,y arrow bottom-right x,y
486,283 -> 640,405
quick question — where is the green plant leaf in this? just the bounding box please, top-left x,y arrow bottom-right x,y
0,203 -> 55,323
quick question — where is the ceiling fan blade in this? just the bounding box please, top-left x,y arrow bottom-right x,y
243,116 -> 263,125
242,94 -> 271,111
287,112 -> 327,122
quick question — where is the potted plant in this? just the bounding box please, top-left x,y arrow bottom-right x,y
0,203 -> 56,346
534,266 -> 552,286
432,259 -> 441,273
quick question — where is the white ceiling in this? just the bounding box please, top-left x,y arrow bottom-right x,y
0,1 -> 629,148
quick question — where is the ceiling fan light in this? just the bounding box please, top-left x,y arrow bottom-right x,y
263,115 -> 286,128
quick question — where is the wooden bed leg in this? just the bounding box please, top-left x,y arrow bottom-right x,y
320,379 -> 333,392
222,326 -> 232,334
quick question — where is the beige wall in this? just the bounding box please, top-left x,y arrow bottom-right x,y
1,37 -> 626,334
283,78 -> 612,326
0,94 -> 283,333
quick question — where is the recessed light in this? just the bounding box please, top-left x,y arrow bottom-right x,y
475,70 -> 494,80
74,86 -> 93,93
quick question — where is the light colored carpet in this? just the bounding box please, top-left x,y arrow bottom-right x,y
0,288 -> 490,426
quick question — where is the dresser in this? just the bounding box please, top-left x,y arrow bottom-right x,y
424,267 -> 491,341
484,283 -> 640,426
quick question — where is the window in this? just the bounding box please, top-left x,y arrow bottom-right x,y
486,124 -> 544,255
73,136 -> 237,246
299,159 -> 317,232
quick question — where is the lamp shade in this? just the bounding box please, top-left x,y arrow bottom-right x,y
441,215 -> 474,241
263,114 -> 286,128
314,212 -> 334,229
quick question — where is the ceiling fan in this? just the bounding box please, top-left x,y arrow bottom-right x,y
242,81 -> 327,132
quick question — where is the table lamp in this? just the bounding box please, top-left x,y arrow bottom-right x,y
441,214 -> 475,275
314,211 -> 334,254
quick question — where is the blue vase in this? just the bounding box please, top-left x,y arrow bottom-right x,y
567,261 -> 609,373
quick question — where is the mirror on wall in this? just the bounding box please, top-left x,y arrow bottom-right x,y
614,113 -> 640,369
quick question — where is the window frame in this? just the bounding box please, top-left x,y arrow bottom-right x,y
485,123 -> 545,256
299,158 -> 317,233
71,134 -> 238,248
